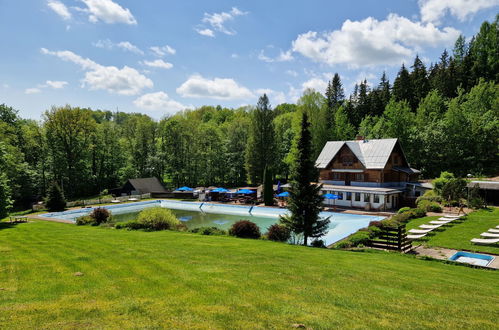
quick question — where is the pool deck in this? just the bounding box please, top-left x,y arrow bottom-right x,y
413,246 -> 499,269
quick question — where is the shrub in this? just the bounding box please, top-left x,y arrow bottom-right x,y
76,215 -> 97,226
89,207 -> 111,224
136,207 -> 180,231
266,224 -> 291,242
407,208 -> 427,218
349,231 -> 371,246
190,227 -> 227,236
417,200 -> 442,213
310,239 -> 326,248
397,207 -> 411,214
416,190 -> 443,205
229,220 -> 261,239
46,182 -> 66,212
115,220 -> 144,230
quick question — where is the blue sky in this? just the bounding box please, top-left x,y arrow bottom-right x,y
0,0 -> 497,119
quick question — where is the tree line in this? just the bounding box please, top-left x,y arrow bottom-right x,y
0,16 -> 497,211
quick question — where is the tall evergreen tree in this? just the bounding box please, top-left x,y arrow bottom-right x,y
45,181 -> 66,212
324,73 -> 345,140
263,166 -> 273,206
245,94 -> 276,184
410,55 -> 430,110
392,64 -> 413,104
281,113 -> 330,246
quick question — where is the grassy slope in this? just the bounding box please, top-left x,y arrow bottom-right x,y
407,208 -> 499,255
0,221 -> 498,329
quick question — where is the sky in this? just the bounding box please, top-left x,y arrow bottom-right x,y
0,0 -> 498,119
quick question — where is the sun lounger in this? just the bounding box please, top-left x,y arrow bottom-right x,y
111,199 -> 121,203
471,238 -> 499,245
419,224 -> 443,229
407,233 -> 427,239
409,228 -> 434,234
488,229 -> 499,233
444,214 -> 462,218
438,217 -> 458,221
480,232 -> 499,238
496,225 -> 499,229
430,220 -> 453,225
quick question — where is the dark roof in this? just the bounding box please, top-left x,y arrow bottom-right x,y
393,166 -> 421,175
127,177 -> 167,194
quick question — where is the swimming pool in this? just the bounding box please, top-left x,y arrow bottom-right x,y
448,251 -> 495,267
40,200 -> 385,246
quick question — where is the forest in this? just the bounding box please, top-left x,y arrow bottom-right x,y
0,16 -> 498,209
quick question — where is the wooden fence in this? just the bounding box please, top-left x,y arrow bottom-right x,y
367,225 -> 413,253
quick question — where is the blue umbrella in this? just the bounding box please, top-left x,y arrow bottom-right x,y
237,189 -> 255,194
323,193 -> 340,199
177,186 -> 193,191
277,191 -> 290,197
211,187 -> 229,193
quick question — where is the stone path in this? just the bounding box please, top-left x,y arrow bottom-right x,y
413,245 -> 498,269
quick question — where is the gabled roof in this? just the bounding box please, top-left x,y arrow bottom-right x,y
316,138 -> 399,169
127,177 -> 167,193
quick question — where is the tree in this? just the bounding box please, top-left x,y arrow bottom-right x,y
334,104 -> 356,140
410,55 -> 430,110
392,64 -> 413,104
280,113 -> 330,246
263,166 -> 273,206
325,73 -> 345,138
45,182 -> 66,212
0,174 -> 13,218
245,94 -> 276,184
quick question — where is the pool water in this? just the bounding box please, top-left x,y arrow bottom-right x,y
449,251 -> 495,267
40,200 -> 384,246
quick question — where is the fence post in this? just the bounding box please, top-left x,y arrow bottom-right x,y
397,225 -> 403,252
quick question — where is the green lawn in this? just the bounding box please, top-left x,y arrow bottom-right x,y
406,208 -> 499,255
0,220 -> 498,329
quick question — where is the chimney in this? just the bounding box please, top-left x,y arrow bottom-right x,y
355,135 -> 364,141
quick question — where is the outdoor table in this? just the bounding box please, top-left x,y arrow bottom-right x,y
9,216 -> 28,223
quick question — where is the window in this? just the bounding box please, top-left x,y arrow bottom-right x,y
355,173 -> 364,181
341,156 -> 354,166
363,193 -> 370,202
333,172 -> 342,180
355,192 -> 361,201
346,192 -> 352,200
373,194 -> 380,203
338,192 -> 344,200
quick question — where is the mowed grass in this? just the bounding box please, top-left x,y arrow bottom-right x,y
0,221 -> 498,329
407,208 -> 499,255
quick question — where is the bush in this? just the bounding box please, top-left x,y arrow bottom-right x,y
76,215 -> 97,226
310,239 -> 326,248
417,200 -> 442,213
416,190 -> 443,205
229,220 -> 261,239
335,230 -> 370,249
115,220 -> 144,230
397,207 -> 411,214
89,207 -> 111,224
407,208 -> 427,218
190,227 -> 227,236
46,182 -> 66,212
136,207 -> 180,231
266,224 -> 291,242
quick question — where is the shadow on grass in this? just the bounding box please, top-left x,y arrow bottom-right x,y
0,222 -> 22,230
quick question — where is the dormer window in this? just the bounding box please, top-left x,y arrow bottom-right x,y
341,156 -> 354,166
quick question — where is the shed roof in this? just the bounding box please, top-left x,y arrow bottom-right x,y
467,181 -> 499,190
127,177 -> 167,193
316,138 -> 399,169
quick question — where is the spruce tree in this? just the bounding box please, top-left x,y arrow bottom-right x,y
325,73 -> 344,140
245,94 -> 275,184
410,55 -> 430,110
0,174 -> 13,219
46,182 -> 66,212
263,166 -> 274,206
392,64 -> 413,104
280,113 -> 329,246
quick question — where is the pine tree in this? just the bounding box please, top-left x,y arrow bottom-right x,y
280,113 -> 330,246
46,181 -> 66,212
392,64 -> 413,104
410,55 -> 430,110
325,73 -> 344,140
245,94 -> 275,184
263,166 -> 273,206
0,174 -> 13,218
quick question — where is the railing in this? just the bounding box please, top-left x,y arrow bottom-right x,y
34,193 -> 152,210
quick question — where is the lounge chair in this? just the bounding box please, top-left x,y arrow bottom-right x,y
480,232 -> 499,238
488,229 -> 499,233
471,238 -> 499,245
438,217 -> 459,221
111,199 -> 121,203
419,224 -> 443,229
496,225 -> 499,229
408,228 -> 434,234
429,220 -> 454,225
407,233 -> 427,239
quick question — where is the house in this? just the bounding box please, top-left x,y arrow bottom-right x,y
315,137 -> 421,211
110,177 -> 167,196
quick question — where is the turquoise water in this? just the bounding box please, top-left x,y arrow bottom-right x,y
40,200 -> 384,245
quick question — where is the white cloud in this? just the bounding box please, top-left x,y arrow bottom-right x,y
196,28 -> 215,37
286,70 -> 298,77
176,75 -> 254,100
258,49 -> 294,63
302,77 -> 328,93
199,7 -> 248,36
80,0 -> 136,25
419,0 -> 499,24
45,80 -> 68,89
25,88 -> 42,94
292,14 -> 460,68
134,92 -> 186,113
255,88 -> 286,105
41,48 -> 152,95
47,0 -> 71,20
150,45 -> 176,57
93,39 -> 144,55
142,59 -> 173,70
